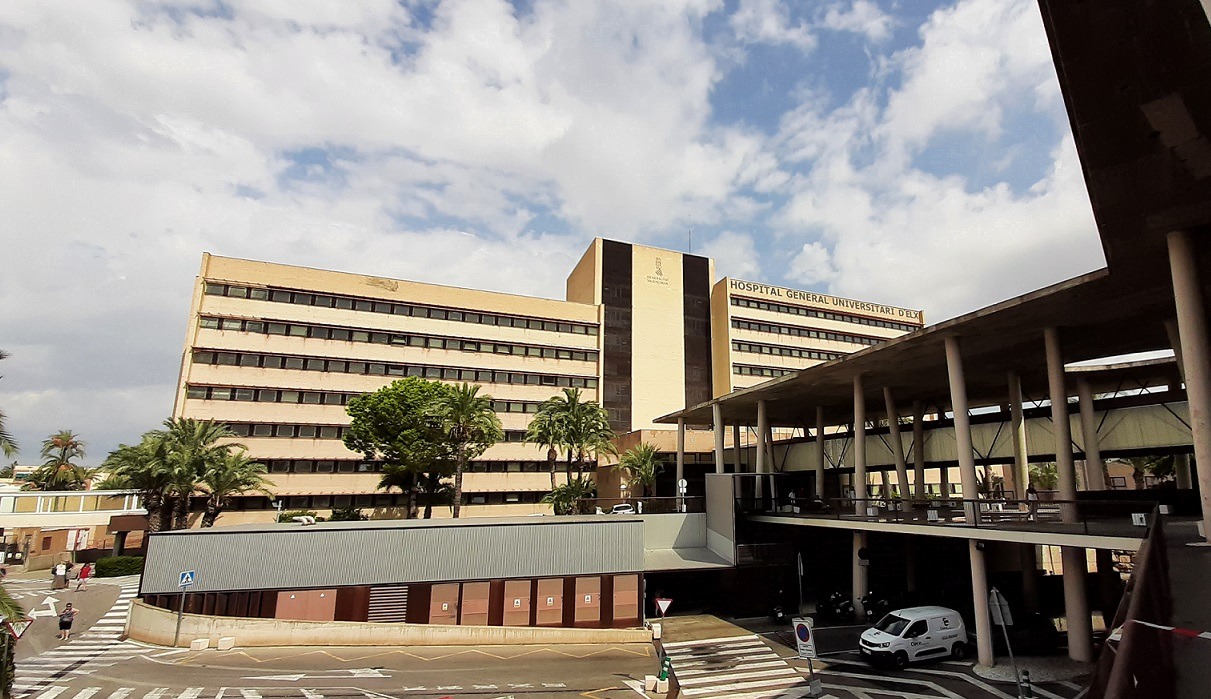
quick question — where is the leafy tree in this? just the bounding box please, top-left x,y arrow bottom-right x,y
160,418 -> 238,530
0,349 -> 16,459
542,477 -> 597,515
417,471 -> 454,519
0,582 -> 25,699
1115,455 -> 1175,489
613,443 -> 662,497
102,436 -> 173,532
346,377 -> 451,519
532,388 -> 616,480
199,449 -> 268,527
525,408 -> 564,492
28,430 -> 89,490
1030,462 -> 1059,490
437,383 -> 502,518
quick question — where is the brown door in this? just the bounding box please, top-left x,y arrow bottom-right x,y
460,582 -> 490,626
502,580 -> 532,627
535,578 -> 563,627
429,583 -> 460,625
275,589 -> 337,621
612,575 -> 640,626
574,577 -> 602,627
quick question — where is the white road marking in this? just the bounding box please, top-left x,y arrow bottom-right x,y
106,690 -> 134,699
72,689 -> 101,699
301,690 -> 325,699
33,688 -> 67,699
175,688 -> 203,699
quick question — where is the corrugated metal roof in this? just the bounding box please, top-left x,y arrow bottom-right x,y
141,516 -> 643,595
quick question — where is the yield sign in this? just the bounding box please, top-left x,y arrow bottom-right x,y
6,619 -> 33,640
655,598 -> 673,616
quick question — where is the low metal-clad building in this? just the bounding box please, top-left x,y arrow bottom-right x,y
141,516 -> 645,629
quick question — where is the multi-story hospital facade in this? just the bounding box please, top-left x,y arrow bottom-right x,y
174,238 -> 923,521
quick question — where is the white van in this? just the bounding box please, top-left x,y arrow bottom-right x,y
859,606 -> 967,668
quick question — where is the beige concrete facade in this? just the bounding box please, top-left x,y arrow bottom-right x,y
175,243 -> 917,521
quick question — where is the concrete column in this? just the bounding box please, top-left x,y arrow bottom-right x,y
711,406 -> 724,475
1062,546 -> 1094,661
883,388 -> 911,500
756,400 -> 768,502
1176,453 -> 1193,489
853,531 -> 868,617
912,401 -> 926,500
732,424 -> 742,473
969,540 -> 994,667
1076,379 -> 1107,490
1045,327 -> 1079,511
944,337 -> 980,503
939,465 -> 950,499
854,375 -> 867,515
112,531 -> 128,557
677,418 -> 686,509
1008,371 -> 1030,498
879,469 -> 890,498
815,406 -> 826,499
1020,544 -> 1040,613
1168,230 -> 1211,542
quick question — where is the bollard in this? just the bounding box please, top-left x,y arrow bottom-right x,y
658,655 -> 672,681
1021,670 -> 1034,698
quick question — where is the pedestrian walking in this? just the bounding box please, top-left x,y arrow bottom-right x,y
51,561 -> 68,590
1026,483 -> 1040,521
75,562 -> 92,591
57,602 -> 79,640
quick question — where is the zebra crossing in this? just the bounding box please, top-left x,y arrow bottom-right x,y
15,577 -> 147,699
662,634 -> 813,699
14,690 -> 388,699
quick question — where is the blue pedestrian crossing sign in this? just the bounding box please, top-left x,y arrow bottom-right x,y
179,570 -> 197,588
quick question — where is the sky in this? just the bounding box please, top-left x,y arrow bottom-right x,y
0,0 -> 1108,465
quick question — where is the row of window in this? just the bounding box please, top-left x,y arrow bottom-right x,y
203,282 -> 599,335
197,317 -> 597,362
185,384 -> 545,413
224,492 -> 547,511
731,341 -> 841,361
730,296 -> 920,332
733,364 -> 797,378
226,422 -> 530,443
192,349 -> 599,389
731,318 -> 881,346
255,458 -> 577,474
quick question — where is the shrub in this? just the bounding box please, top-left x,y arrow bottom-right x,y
327,507 -> 367,522
95,556 -> 144,577
277,509 -> 320,523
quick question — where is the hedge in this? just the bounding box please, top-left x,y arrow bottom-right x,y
95,556 -> 144,577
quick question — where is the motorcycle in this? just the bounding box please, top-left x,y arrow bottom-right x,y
815,591 -> 855,623
860,591 -> 891,623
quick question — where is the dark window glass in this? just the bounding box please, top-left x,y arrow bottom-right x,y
199,318 -> 220,329
319,426 -> 340,439
305,359 -> 325,371
285,357 -> 305,370
203,283 -> 225,295
297,425 -> 317,438
354,300 -> 372,312
257,389 -> 278,402
234,389 -> 256,401
238,354 -> 259,367
334,297 -> 353,310
187,387 -> 208,399
323,393 -> 343,405
302,392 -> 322,404
270,290 -> 292,303
211,388 -> 233,400
249,288 -> 269,300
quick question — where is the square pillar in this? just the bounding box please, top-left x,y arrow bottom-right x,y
969,540 -> 994,667
815,406 -> 826,499
883,387 -> 910,500
912,401 -> 926,500
853,375 -> 867,515
711,405 -> 724,475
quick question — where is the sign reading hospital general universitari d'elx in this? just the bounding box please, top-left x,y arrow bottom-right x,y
729,279 -> 924,322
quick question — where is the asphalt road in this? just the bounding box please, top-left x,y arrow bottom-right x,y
6,576 -> 122,658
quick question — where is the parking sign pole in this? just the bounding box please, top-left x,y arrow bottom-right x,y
174,588 -> 186,647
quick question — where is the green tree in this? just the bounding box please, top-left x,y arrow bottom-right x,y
1116,455 -> 1175,489
542,477 -> 597,515
1030,462 -> 1059,490
525,407 -> 565,492
613,443 -> 662,497
102,436 -> 173,532
328,507 -> 368,522
437,383 -> 503,518
0,350 -> 16,459
346,377 -> 451,519
0,582 -> 25,699
417,471 -> 454,519
160,418 -> 238,530
28,430 -> 89,491
199,449 -> 268,527
534,388 -> 616,480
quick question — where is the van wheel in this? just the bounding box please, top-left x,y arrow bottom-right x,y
951,643 -> 967,660
893,651 -> 909,670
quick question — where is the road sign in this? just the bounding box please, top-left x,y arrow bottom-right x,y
989,588 -> 1014,626
179,570 -> 197,588
5,618 -> 33,640
655,598 -> 673,616
793,617 -> 817,659
677,479 -> 688,489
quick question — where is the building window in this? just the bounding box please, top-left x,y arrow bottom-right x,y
729,295 -> 921,332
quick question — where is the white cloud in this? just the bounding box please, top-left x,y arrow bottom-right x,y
820,1 -> 893,42
787,241 -> 839,286
730,0 -> 817,51
698,231 -> 761,280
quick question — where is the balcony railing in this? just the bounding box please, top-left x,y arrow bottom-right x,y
582,496 -> 706,514
738,495 -> 1158,539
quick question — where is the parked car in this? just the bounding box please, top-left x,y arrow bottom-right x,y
610,503 -> 636,515
860,606 -> 968,669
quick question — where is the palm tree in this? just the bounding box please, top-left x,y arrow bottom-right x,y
28,430 -> 88,490
102,436 -> 173,532
417,471 -> 455,519
525,408 -> 565,492
0,349 -> 16,459
534,388 -> 616,481
614,443 -> 662,498
377,464 -> 419,518
542,477 -> 597,515
160,418 -> 238,530
0,583 -> 25,699
437,383 -> 503,518
198,450 -> 268,527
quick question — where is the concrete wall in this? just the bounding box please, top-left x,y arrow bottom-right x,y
641,513 -> 707,549
127,600 -> 652,648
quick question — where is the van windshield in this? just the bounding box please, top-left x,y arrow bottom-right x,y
874,614 -> 910,636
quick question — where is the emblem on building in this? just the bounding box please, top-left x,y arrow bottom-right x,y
655,258 -> 664,277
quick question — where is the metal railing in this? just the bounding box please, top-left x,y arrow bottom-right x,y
738,495 -> 1158,538
582,496 -> 706,514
